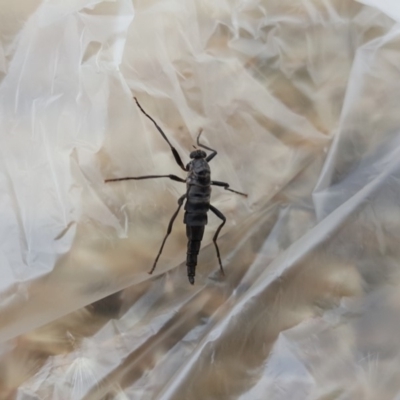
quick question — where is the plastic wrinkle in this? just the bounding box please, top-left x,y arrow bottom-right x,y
1,0 -> 400,399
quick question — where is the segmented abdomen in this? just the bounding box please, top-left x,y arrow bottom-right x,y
184,184 -> 211,226
186,226 -> 205,284
184,183 -> 211,284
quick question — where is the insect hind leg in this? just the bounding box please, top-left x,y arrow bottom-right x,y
209,205 -> 226,276
149,194 -> 186,275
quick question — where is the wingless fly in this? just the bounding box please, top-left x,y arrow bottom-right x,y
105,97 -> 247,284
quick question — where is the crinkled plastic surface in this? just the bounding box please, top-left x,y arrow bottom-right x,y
1,0 -> 400,399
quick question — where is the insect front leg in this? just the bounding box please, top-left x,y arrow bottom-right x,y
196,129 -> 217,162
212,180 -> 248,197
209,205 -> 227,276
149,194 -> 187,275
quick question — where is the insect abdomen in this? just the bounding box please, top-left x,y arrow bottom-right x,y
186,226 -> 205,284
184,184 -> 211,226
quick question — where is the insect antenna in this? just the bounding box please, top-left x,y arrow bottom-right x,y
134,97 -> 187,171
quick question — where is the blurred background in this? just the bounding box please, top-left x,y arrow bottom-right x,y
1,0 -> 400,398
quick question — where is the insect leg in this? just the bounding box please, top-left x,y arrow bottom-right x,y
211,180 -> 248,197
105,174 -> 185,183
209,205 -> 226,276
196,129 -> 217,162
149,194 -> 186,275
134,97 -> 187,172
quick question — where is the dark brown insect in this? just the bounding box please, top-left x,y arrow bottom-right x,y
105,97 -> 247,284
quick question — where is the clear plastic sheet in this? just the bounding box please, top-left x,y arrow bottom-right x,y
1,0 -> 400,399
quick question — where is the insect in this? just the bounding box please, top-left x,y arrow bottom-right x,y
105,97 -> 247,284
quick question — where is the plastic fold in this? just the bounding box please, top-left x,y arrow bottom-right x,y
1,0 -> 400,399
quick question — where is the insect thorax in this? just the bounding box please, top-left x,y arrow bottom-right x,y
187,159 -> 211,185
